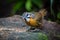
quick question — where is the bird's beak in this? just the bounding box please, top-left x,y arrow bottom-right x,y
24,18 -> 26,20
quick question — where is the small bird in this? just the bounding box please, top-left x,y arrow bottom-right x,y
23,9 -> 47,30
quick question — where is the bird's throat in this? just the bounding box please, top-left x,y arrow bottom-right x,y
26,18 -> 30,22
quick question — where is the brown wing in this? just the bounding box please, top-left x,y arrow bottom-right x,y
34,9 -> 47,21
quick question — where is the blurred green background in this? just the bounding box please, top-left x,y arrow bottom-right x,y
0,0 -> 60,23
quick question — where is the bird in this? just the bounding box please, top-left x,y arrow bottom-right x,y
23,9 -> 47,31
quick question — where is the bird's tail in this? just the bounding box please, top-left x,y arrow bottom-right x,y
35,9 -> 47,21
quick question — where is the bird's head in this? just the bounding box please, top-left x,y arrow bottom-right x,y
22,12 -> 33,22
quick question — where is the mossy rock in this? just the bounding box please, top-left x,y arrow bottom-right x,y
8,32 -> 48,40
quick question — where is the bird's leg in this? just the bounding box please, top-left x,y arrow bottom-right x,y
29,27 -> 35,30
27,27 -> 35,31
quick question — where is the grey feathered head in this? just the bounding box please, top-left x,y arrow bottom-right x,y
22,12 -> 35,19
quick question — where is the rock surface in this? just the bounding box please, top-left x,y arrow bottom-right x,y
0,30 -> 48,40
0,15 -> 48,40
0,15 -> 60,40
0,15 -> 30,32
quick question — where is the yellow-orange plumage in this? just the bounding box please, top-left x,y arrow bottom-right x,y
27,18 -> 39,27
24,16 -> 42,29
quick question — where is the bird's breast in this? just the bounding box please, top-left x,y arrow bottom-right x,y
26,18 -> 39,27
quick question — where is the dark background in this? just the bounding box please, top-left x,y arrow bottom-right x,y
0,0 -> 60,22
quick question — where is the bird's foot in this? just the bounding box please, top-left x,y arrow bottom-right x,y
26,28 -> 42,32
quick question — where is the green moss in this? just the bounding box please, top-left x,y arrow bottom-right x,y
38,33 -> 48,40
